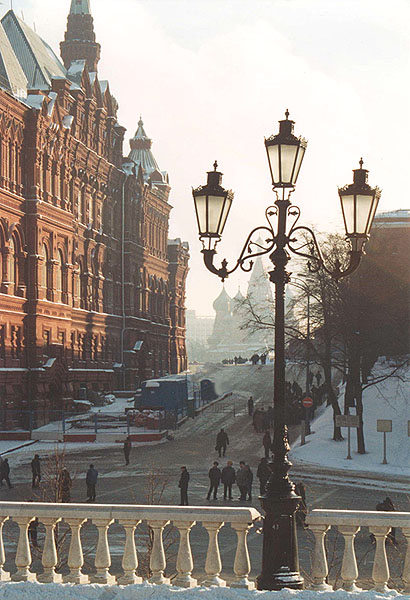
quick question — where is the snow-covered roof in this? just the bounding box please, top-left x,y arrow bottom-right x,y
373,209 -> 410,228
0,21 -> 27,97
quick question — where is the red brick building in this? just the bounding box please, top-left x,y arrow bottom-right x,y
0,1 -> 188,428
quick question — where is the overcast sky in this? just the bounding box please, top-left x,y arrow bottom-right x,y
9,0 -> 410,314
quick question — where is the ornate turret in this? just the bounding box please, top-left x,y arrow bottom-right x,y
60,0 -> 101,72
129,118 -> 169,186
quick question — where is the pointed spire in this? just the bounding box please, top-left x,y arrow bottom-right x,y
61,0 -> 100,71
129,117 -> 160,175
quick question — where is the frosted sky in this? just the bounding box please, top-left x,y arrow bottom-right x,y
9,0 -> 410,314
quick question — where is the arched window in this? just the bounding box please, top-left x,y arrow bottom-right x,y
41,244 -> 48,290
8,237 -> 16,287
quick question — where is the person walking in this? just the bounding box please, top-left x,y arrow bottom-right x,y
246,464 -> 253,500
257,457 -> 270,495
221,461 -> 236,500
0,458 -> 12,489
123,436 -> 132,465
178,466 -> 190,505
207,461 -> 221,500
58,467 -> 72,503
236,461 -> 249,501
86,464 -> 98,502
215,428 -> 229,458
377,496 -> 397,544
31,454 -> 41,488
247,396 -> 254,417
262,431 -> 272,458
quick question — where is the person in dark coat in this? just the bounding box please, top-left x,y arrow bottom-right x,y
58,467 -> 72,503
31,454 -> 41,488
215,428 -> 229,457
247,396 -> 254,417
376,497 -> 397,544
257,457 -> 270,495
221,461 -> 236,500
236,461 -> 249,501
123,437 -> 132,465
246,464 -> 253,500
262,431 -> 272,458
207,461 -> 221,500
295,482 -> 307,526
178,466 -> 190,505
0,459 -> 12,489
86,464 -> 98,502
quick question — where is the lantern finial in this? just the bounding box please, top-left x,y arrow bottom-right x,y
359,157 -> 363,169
213,160 -> 218,171
285,109 -> 289,120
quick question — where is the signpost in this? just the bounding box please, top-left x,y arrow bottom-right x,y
300,397 -> 313,446
335,414 -> 360,459
377,419 -> 392,464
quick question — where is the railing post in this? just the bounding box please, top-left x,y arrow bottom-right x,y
402,527 -> 410,593
0,517 -> 10,581
338,525 -> 361,592
118,519 -> 142,585
231,522 -> 254,589
202,521 -> 226,587
309,523 -> 332,591
64,518 -> 89,584
91,518 -> 115,584
369,525 -> 391,592
148,520 -> 170,584
12,516 -> 36,582
38,517 -> 62,583
173,520 -> 197,588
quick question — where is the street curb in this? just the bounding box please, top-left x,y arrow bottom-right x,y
291,461 -> 409,487
1,440 -> 38,456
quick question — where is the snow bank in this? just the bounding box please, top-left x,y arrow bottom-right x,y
0,582 -> 405,600
290,360 -> 410,478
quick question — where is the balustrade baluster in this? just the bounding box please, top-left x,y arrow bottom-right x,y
202,521 -> 225,587
39,517 -> 62,583
118,519 -> 142,585
231,522 -> 254,589
173,520 -> 197,588
12,516 -> 36,582
91,518 -> 115,584
369,525 -> 391,592
0,517 -> 10,581
402,527 -> 410,593
338,525 -> 361,592
148,520 -> 170,584
309,523 -> 332,591
64,518 -> 89,584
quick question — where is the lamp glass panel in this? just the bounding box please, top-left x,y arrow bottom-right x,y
267,144 -> 280,184
207,194 -> 226,235
218,195 -> 233,235
194,194 -> 208,235
356,194 -> 374,235
279,144 -> 298,184
293,145 -> 306,184
340,193 -> 355,235
366,194 -> 379,235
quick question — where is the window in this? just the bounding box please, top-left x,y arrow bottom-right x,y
41,244 -> 48,289
8,237 -> 16,286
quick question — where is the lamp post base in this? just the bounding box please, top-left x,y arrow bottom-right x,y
256,494 -> 304,591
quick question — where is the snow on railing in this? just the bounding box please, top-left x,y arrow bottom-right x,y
307,509 -> 410,593
0,502 -> 261,588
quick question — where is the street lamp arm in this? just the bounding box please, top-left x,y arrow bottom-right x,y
287,225 -> 363,280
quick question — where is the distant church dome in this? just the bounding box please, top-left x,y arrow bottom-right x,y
213,286 -> 231,313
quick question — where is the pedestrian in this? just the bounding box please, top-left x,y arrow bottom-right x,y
215,428 -> 229,458
295,482 -> 307,527
123,436 -> 132,465
178,466 -> 190,505
247,396 -> 254,417
257,457 -> 270,495
266,405 -> 274,428
221,460 -> 236,500
236,461 -> 249,501
31,454 -> 41,488
58,467 -> 72,503
86,464 -> 98,502
0,458 -> 12,489
262,430 -> 271,458
207,461 -> 221,500
376,497 -> 397,544
28,517 -> 40,548
246,464 -> 253,500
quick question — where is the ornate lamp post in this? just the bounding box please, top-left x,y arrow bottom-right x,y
192,111 -> 381,591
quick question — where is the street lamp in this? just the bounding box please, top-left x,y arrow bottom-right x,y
192,110 -> 381,591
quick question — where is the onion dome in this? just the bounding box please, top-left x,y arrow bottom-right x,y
213,286 -> 231,313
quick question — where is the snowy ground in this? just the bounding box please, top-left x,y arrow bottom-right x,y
0,582 -> 407,600
290,359 -> 410,480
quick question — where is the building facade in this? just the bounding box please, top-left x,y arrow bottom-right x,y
0,2 -> 188,428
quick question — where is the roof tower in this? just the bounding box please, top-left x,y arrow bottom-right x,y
129,118 -> 169,186
60,0 -> 100,72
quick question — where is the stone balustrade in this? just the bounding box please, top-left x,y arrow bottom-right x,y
0,501 -> 261,588
307,509 -> 410,593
